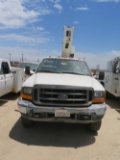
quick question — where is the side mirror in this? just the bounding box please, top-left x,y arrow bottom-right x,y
99,71 -> 104,80
25,66 -> 30,75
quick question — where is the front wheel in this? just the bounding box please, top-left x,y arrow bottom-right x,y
88,121 -> 102,132
21,116 -> 32,128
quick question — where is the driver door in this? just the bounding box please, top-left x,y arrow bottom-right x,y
1,61 -> 14,95
0,61 -> 6,97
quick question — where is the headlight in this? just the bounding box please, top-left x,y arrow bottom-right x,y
22,87 -> 32,95
93,91 -> 106,104
94,91 -> 105,98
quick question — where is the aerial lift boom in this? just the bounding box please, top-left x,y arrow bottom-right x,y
61,26 -> 75,58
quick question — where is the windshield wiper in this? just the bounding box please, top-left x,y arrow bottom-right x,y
37,70 -> 57,73
37,70 -> 90,76
58,71 -> 85,75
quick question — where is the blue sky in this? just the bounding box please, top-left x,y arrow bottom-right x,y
0,0 -> 120,69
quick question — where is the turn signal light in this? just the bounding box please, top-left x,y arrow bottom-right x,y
92,98 -> 105,104
20,93 -> 32,100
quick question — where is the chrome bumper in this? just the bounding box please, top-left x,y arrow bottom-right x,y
17,98 -> 107,123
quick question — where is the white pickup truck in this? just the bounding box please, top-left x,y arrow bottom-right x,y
0,59 -> 25,97
18,57 -> 106,132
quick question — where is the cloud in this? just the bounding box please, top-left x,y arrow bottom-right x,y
38,8 -> 52,16
0,46 -> 43,62
54,3 -> 63,10
75,50 -> 120,69
36,27 -> 45,31
0,0 -> 65,29
0,0 -> 39,28
94,0 -> 120,2
0,34 -> 50,44
49,0 -> 61,3
0,46 -> 120,70
74,21 -> 79,24
32,27 -> 45,31
0,46 -> 60,62
0,0 -> 53,29
48,0 -> 63,12
76,6 -> 89,11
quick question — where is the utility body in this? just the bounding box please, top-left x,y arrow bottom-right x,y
0,59 -> 25,97
97,57 -> 120,97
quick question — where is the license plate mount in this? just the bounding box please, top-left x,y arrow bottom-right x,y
55,109 -> 70,118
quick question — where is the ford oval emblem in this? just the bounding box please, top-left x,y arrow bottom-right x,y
58,94 -> 68,100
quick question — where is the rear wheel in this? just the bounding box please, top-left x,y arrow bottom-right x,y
88,121 -> 102,132
21,116 -> 32,128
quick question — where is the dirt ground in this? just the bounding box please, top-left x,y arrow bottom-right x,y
0,93 -> 120,160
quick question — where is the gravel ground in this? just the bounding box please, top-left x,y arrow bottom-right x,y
0,93 -> 120,160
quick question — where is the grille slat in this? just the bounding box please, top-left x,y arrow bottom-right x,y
39,98 -> 86,101
40,92 -> 86,96
33,85 -> 93,107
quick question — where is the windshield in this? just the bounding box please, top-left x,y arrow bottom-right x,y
37,58 -> 92,76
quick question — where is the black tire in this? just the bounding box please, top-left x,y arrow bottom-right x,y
88,121 -> 102,132
21,116 -> 32,128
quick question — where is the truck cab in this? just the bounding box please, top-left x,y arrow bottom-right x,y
18,57 -> 106,132
0,59 -> 14,97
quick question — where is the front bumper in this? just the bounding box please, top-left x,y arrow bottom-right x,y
17,98 -> 106,123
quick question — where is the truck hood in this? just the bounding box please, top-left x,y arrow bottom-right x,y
23,73 -> 104,91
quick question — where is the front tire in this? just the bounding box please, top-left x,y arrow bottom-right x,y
88,121 -> 102,132
21,116 -> 32,128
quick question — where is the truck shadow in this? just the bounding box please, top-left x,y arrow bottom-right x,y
9,118 -> 97,148
0,93 -> 20,106
106,98 -> 120,114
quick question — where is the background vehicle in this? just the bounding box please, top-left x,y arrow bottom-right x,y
100,57 -> 120,97
0,59 -> 25,97
18,62 -> 38,75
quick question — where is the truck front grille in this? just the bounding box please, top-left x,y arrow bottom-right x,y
33,85 -> 93,107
